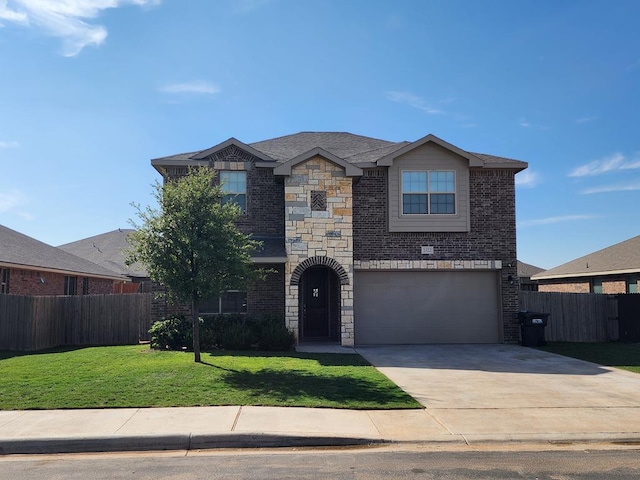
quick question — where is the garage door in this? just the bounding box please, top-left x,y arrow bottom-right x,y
354,270 -> 500,345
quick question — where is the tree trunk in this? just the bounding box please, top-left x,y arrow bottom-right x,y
192,297 -> 201,363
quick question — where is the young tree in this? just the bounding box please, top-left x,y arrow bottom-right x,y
128,167 -> 259,362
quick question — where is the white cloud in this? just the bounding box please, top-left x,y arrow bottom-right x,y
580,180 -> 640,195
568,153 -> 640,177
0,188 -> 26,213
158,81 -> 221,95
0,140 -> 19,148
518,214 -> 594,228
575,115 -> 597,124
515,169 -> 539,188
518,118 -> 530,128
386,91 -> 444,115
0,0 -> 160,56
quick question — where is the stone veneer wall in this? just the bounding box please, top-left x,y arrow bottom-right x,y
284,156 -> 355,345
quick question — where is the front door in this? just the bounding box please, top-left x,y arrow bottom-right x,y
302,267 -> 329,338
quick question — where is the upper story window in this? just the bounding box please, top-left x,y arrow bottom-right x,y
220,171 -> 247,212
1,268 -> 9,294
401,170 -> 455,215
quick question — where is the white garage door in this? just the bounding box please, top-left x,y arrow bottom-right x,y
354,270 -> 500,345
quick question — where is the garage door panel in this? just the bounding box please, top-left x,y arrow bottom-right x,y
354,271 -> 500,345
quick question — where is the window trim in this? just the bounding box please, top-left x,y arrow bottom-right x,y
220,170 -> 247,213
0,268 -> 9,294
64,276 -> 77,295
198,290 -> 248,315
400,170 -> 457,216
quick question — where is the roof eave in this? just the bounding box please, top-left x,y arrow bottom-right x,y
0,261 -> 129,282
533,267 -> 640,281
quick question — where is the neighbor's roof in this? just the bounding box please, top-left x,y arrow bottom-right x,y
152,132 -> 527,170
532,235 -> 640,280
0,225 -> 127,280
517,260 -> 545,278
58,229 -> 148,278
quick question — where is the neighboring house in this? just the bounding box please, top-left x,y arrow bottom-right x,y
58,229 -> 150,293
0,224 -> 128,295
518,260 -> 544,291
532,235 -> 640,294
151,132 -> 527,346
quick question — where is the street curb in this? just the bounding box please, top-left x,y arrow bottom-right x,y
0,434 -> 385,455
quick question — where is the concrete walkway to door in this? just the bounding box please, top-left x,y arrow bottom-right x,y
356,344 -> 640,443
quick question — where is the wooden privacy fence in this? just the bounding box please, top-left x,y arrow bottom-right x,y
0,293 -> 151,351
519,291 -> 618,342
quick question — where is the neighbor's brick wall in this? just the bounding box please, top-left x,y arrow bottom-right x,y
353,167 -> 520,342
5,268 -> 114,296
539,277 -> 632,294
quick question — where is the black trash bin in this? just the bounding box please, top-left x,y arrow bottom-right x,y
518,311 -> 550,347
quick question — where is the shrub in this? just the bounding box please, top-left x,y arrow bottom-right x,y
149,315 -> 192,350
148,313 -> 295,352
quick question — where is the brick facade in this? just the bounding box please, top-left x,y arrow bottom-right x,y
153,134 -> 524,345
539,276 -> 638,294
4,268 -> 115,296
353,168 -> 520,343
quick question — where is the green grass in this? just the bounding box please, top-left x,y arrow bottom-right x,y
540,342 -> 640,374
0,346 -> 420,410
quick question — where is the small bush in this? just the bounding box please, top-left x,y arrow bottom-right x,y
149,314 -> 295,352
149,315 -> 192,350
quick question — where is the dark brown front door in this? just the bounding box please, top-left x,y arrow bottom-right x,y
302,267 -> 329,338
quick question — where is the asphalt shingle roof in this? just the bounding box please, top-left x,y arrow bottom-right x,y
0,225 -> 126,279
152,132 -> 526,168
517,260 -> 545,278
532,235 -> 640,280
58,229 -> 148,278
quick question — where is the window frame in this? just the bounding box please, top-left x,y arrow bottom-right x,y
1,268 -> 9,294
400,170 -> 456,216
64,276 -> 77,295
220,171 -> 247,213
198,290 -> 248,315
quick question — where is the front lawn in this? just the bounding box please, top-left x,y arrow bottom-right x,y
0,346 -> 420,410
539,342 -> 640,374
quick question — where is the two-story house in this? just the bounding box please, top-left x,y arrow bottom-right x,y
151,132 -> 527,346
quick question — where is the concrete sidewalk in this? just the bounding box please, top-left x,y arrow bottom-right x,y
2,344 -> 640,454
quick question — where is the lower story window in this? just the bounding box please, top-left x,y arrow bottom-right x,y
199,291 -> 247,314
82,277 -> 89,295
64,276 -> 77,295
1,268 -> 9,293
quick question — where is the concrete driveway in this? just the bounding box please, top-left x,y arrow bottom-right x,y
356,344 -> 640,441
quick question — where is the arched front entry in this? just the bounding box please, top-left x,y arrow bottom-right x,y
299,266 -> 341,341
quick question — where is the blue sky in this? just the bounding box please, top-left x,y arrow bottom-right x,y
1,0 -> 639,269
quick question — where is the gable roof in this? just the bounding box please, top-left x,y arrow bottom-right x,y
532,235 -> 640,280
517,260 -> 545,278
58,229 -> 148,278
273,147 -> 363,177
0,225 -> 126,280
151,131 -> 527,171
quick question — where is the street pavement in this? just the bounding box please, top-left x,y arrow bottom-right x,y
1,344 -> 640,454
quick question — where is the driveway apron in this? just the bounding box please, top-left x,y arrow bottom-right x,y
356,344 -> 640,439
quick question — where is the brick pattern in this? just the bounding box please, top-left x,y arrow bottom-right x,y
284,156 -> 355,346
247,264 -> 285,316
353,168 -> 520,343
5,268 -> 114,296
539,277 -> 638,294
